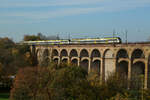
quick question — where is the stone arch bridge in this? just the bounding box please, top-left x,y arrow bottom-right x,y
30,43 -> 150,89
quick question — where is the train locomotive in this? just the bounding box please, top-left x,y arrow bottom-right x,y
22,37 -> 122,45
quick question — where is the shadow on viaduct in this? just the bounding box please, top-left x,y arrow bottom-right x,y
31,43 -> 150,89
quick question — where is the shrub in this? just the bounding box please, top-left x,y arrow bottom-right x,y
11,64 -> 148,100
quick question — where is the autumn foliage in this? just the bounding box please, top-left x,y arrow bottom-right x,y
10,67 -> 51,100
10,64 -> 99,100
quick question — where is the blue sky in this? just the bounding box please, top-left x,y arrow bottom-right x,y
0,0 -> 150,42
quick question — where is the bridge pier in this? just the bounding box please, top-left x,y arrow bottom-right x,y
88,58 -> 91,73
100,58 -> 104,81
128,59 -> 131,88
144,60 -> 148,89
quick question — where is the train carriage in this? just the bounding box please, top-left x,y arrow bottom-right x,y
21,37 -> 122,45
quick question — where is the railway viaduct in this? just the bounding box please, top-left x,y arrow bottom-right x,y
31,43 -> 150,89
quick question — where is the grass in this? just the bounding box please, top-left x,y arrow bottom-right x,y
0,93 -> 9,100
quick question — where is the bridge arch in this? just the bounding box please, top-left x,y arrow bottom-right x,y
131,48 -> 145,59
91,60 -> 101,75
116,49 -> 128,58
62,58 -> 68,63
117,61 -> 128,76
53,58 -> 59,64
42,49 -> 50,66
71,58 -> 78,66
91,49 -> 101,57
80,49 -> 89,57
33,48 -> 41,65
116,49 -> 128,77
132,61 -> 145,75
80,59 -> 89,72
103,49 -> 114,58
52,49 -> 59,56
43,49 -> 50,57
103,49 -> 115,79
131,61 -> 145,89
60,49 -> 68,57
70,49 -> 78,57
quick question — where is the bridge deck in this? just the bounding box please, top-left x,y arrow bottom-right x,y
34,42 -> 150,47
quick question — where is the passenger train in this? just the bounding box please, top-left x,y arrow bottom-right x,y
21,37 -> 122,45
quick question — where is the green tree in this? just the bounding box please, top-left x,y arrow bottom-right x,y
10,64 -> 98,100
0,38 -> 15,75
23,35 -> 41,41
0,37 -> 35,90
50,65 -> 95,100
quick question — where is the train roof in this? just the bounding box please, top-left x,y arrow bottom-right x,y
72,37 -> 120,40
22,37 -> 121,42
